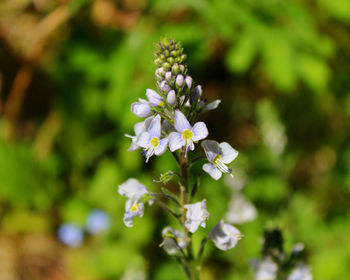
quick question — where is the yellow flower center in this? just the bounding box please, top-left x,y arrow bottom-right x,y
182,129 -> 193,141
150,137 -> 160,148
130,203 -> 139,212
213,154 -> 222,166
158,101 -> 164,107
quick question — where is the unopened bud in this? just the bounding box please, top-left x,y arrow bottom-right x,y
190,85 -> 202,105
185,75 -> 192,89
159,81 -> 170,92
179,64 -> 185,72
172,63 -> 180,74
176,75 -> 184,87
163,62 -> 171,70
165,72 -> 172,81
167,90 -> 176,106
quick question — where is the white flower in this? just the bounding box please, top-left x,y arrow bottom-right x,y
288,264 -> 313,280
118,179 -> 149,227
225,193 -> 257,224
137,115 -> 168,162
168,110 -> 208,156
201,140 -> 238,180
209,220 -> 242,250
184,199 -> 210,233
125,116 -> 154,151
160,227 -> 186,255
254,257 -> 278,280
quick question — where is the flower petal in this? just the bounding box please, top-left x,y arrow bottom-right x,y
148,115 -> 161,138
201,140 -> 220,162
168,132 -> 185,152
174,110 -> 191,132
203,163 -> 222,180
146,89 -> 163,106
192,122 -> 208,141
136,132 -> 151,148
219,142 -> 238,164
205,99 -> 221,111
131,102 -> 151,118
209,220 -> 242,250
134,121 -> 146,135
155,138 -> 168,155
118,178 -> 148,199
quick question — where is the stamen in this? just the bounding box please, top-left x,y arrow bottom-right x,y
213,154 -> 232,175
130,203 -> 139,212
182,129 -> 193,141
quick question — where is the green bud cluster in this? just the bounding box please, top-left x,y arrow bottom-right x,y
154,37 -> 187,82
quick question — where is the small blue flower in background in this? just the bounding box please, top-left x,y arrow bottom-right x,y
86,209 -> 111,235
57,223 -> 84,248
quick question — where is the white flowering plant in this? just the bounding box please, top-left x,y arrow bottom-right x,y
118,38 -> 242,279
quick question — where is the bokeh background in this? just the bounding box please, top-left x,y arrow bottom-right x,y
1,0 -> 350,279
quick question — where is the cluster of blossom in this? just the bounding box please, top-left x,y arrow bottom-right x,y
119,38 -> 243,273
57,209 -> 110,248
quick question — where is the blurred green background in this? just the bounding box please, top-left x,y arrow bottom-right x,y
0,0 -> 350,279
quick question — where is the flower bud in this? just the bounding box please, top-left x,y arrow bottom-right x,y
172,63 -> 179,74
163,62 -> 171,70
185,75 -> 192,89
190,85 -> 202,105
176,75 -> 184,87
159,81 -> 170,92
167,90 -> 176,106
179,64 -> 185,72
165,72 -> 172,81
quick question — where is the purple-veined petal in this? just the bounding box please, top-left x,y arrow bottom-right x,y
174,110 -> 191,132
192,122 -> 208,141
137,132 -> 151,148
118,178 -> 148,199
131,102 -> 151,118
146,89 -> 163,106
219,142 -> 238,164
203,163 -> 222,180
155,138 -> 168,155
201,140 -> 220,162
209,220 -> 242,250
128,142 -> 140,151
168,132 -> 185,152
148,115 -> 161,138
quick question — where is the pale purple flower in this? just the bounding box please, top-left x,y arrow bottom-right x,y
118,178 -> 149,227
184,199 -> 210,233
125,116 -> 154,151
225,193 -> 257,224
209,220 -> 243,250
86,210 -> 110,234
288,264 -> 313,280
167,90 -> 176,106
131,99 -> 151,118
57,223 -> 84,248
201,140 -> 238,180
137,115 -> 168,162
146,89 -> 163,106
168,110 -> 208,155
254,257 -> 278,280
160,227 -> 186,255
131,89 -> 164,118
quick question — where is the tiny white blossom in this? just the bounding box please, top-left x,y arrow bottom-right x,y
254,257 -> 278,280
209,220 -> 243,250
201,140 -> 238,180
118,179 -> 149,227
125,116 -> 154,151
225,193 -> 257,224
169,110 -> 208,156
184,199 -> 210,233
288,264 -> 313,280
160,227 -> 186,255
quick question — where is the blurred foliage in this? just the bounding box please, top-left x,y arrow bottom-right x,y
0,0 -> 350,279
